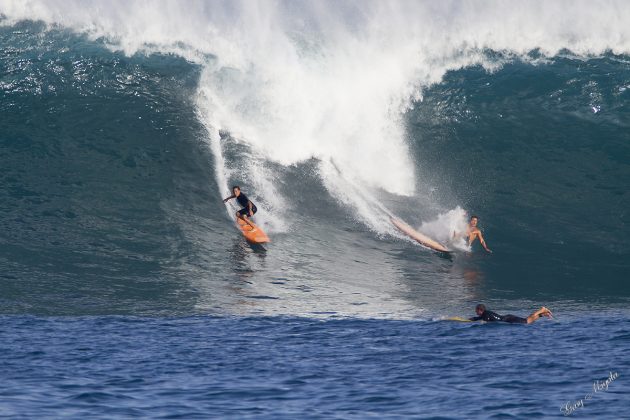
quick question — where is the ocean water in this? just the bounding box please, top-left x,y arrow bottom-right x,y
1,1 -> 629,418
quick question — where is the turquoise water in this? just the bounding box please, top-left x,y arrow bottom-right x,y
1,4 -> 630,418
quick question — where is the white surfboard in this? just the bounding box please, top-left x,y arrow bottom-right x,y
390,216 -> 451,253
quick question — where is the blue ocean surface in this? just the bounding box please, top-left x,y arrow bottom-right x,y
2,315 -> 629,418
1,1 -> 630,418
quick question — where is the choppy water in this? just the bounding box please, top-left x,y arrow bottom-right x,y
1,1 -> 630,418
2,315 -> 629,418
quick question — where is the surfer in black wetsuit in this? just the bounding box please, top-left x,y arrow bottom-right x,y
470,304 -> 552,324
223,185 -> 257,229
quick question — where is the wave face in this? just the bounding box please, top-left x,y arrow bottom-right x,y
1,2 -> 629,317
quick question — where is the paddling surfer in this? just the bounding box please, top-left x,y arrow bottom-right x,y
454,215 -> 492,253
223,186 -> 257,229
470,304 -> 553,324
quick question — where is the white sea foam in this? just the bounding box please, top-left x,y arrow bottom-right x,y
420,207 -> 470,251
3,0 -> 629,235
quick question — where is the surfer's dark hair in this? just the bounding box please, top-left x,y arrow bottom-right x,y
470,215 -> 479,220
476,304 -> 486,312
232,185 -> 240,191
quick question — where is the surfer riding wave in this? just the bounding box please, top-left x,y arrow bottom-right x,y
223,185 -> 257,229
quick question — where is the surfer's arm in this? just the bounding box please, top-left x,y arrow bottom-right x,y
478,232 -> 492,253
247,200 -> 253,216
222,194 -> 235,203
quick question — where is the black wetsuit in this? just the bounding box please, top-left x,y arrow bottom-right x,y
470,310 -> 527,324
236,193 -> 257,217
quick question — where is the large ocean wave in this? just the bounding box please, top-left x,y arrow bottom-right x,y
1,1 -> 629,317
3,0 -> 630,234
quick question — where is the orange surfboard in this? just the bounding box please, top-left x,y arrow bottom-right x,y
390,216 -> 450,253
236,218 -> 270,244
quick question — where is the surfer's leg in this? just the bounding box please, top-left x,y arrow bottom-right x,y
502,315 -> 527,324
237,209 -> 255,228
526,307 -> 553,324
243,215 -> 255,229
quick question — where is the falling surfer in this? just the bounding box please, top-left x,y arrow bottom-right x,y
223,185 -> 257,230
454,214 -> 492,253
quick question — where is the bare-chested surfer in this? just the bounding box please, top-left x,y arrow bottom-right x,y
454,215 -> 492,253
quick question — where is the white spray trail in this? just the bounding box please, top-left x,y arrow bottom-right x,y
420,207 -> 471,251
202,126 -> 229,195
